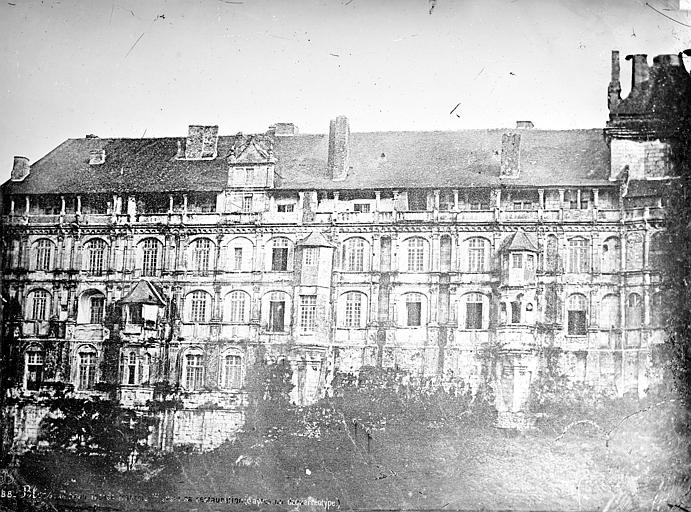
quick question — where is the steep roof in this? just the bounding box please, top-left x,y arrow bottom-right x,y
297,230 -> 335,248
501,230 -> 538,253
118,280 -> 166,306
2,128 -> 612,195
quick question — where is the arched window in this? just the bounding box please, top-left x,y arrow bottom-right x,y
601,236 -> 620,273
342,238 -> 366,271
567,294 -> 587,335
626,293 -> 643,328
440,235 -> 452,272
77,290 -> 105,324
406,238 -> 426,272
184,351 -> 204,390
28,289 -> 50,321
600,294 -> 620,330
35,239 -> 53,271
142,353 -> 152,384
271,238 -> 290,271
141,238 -> 161,277
227,237 -> 254,272
266,291 -> 288,332
467,238 -> 488,272
77,347 -> 97,390
626,233 -> 643,270
220,353 -> 243,389
342,292 -> 366,328
568,238 -> 589,273
25,347 -> 45,391
189,291 -> 210,323
651,292 -> 663,327
464,293 -> 485,330
84,239 -> 107,276
192,238 -> 212,275
227,291 -> 248,323
404,293 -> 424,327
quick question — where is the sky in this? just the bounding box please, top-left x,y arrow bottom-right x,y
0,0 -> 690,183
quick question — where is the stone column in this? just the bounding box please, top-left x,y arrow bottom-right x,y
431,233 -> 440,272
538,189 -> 545,210
453,190 -> 459,211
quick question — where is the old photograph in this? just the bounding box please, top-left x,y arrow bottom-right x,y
1,0 -> 690,510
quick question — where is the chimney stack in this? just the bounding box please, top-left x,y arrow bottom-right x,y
269,123 -> 298,136
11,156 -> 30,182
608,50 -> 622,111
327,116 -> 350,181
625,54 -> 650,92
184,125 -> 219,159
89,149 -> 106,165
500,133 -> 521,178
515,121 -> 534,129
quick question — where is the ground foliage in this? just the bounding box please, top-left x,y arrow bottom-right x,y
37,389 -> 155,471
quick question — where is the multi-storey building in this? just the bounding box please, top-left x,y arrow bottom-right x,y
1,49 -> 689,450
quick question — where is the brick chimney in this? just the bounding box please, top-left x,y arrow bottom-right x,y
608,50 -> 622,111
184,125 -> 219,159
11,156 -> 30,181
89,149 -> 106,165
515,121 -> 534,129
625,54 -> 650,92
327,116 -> 350,181
500,133 -> 521,178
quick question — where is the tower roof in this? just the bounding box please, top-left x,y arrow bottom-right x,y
118,280 -> 166,306
297,230 -> 334,248
502,230 -> 538,253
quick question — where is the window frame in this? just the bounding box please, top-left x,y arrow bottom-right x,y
406,238 -> 425,272
566,294 -> 588,335
299,295 -> 317,332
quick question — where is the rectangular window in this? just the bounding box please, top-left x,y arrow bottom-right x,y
466,302 -> 483,329
345,294 -> 362,328
185,355 -> 204,390
511,302 -> 521,324
580,200 -> 589,210
277,204 -> 294,213
272,248 -> 289,271
90,297 -> 105,324
26,352 -> 44,391
79,353 -> 96,390
223,355 -> 242,389
269,301 -> 286,332
299,295 -> 317,331
242,196 -> 252,213
129,304 -> 143,324
233,247 -> 243,271
353,203 -> 370,213
304,247 -> 317,266
512,254 -> 523,268
568,311 -> 587,335
406,301 -> 422,327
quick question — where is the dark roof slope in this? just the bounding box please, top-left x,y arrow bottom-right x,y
272,129 -> 610,189
2,129 -> 611,195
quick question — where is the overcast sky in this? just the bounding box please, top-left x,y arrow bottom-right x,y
0,0 -> 689,183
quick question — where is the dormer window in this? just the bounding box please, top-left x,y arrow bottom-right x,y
89,149 -> 106,165
512,254 -> 523,268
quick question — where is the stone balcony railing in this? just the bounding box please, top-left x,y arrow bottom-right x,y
5,205 -> 660,228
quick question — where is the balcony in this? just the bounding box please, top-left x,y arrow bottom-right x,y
396,211 -> 433,223
336,211 -> 375,224
499,210 -> 539,223
262,211 -> 300,224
